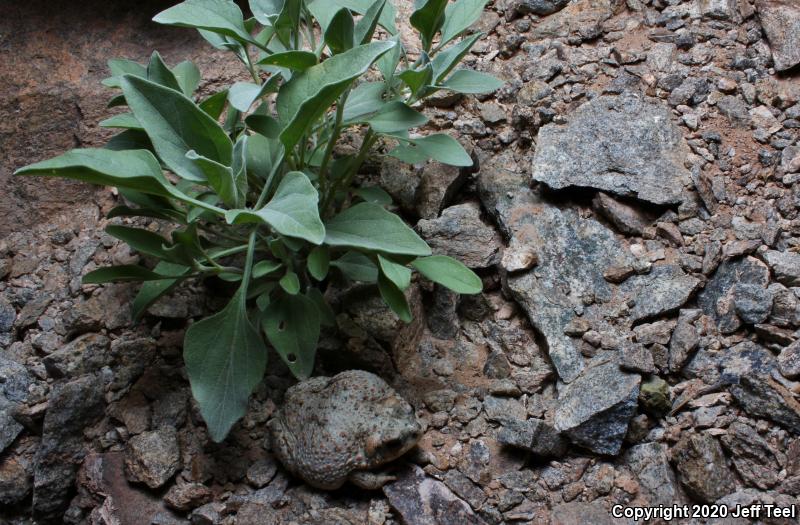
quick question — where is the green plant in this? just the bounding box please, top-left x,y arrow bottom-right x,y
15,0 -> 501,441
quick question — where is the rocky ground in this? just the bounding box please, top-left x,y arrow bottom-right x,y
2,0 -> 800,523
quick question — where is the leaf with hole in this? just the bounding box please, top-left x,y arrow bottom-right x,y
184,285 -> 267,441
263,294 -> 320,379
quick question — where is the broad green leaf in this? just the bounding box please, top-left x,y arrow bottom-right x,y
440,0 -> 489,48
173,60 -> 202,97
83,265 -> 173,284
377,34 -> 402,82
14,148 -> 174,199
398,62 -> 433,98
153,0 -> 255,45
228,78 -> 280,112
245,132 -> 283,179
121,75 -> 233,182
431,32 -> 481,82
279,270 -> 300,294
410,0 -> 448,52
331,251 -> 379,282
325,8 -> 355,54
263,294 -> 320,379
105,225 -> 172,259
105,130 -> 154,152
226,171 -> 325,244
342,81 -> 386,122
324,202 -> 431,256
184,286 -> 267,441
378,254 -> 411,290
353,186 -> 392,205
389,134 -> 472,167
231,135 -> 249,208
99,113 -> 143,130
355,0 -> 386,44
441,69 -> 503,94
103,58 -> 147,88
147,51 -> 182,92
245,114 -> 281,138
200,90 -> 229,119
186,151 -> 237,208
132,261 -> 191,320
257,50 -> 317,70
412,255 -> 482,293
366,101 -> 427,133
249,0 -> 284,24
276,40 -> 396,150
378,273 -> 412,322
307,246 -> 330,281
198,29 -> 244,51
308,0 -> 397,34
253,260 -> 283,278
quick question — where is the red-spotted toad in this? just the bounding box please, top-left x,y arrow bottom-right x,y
268,370 -> 422,490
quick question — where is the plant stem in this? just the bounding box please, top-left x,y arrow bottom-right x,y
241,230 -> 258,294
321,127 -> 377,215
317,90 -> 349,195
255,149 -> 286,209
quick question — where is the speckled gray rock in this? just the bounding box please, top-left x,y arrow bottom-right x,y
756,0 -> 800,71
416,202 -> 501,269
763,250 -> 800,286
720,422 -> 780,489
497,417 -> 567,457
779,340 -> 800,379
620,265 -> 701,322
124,426 -> 181,489
515,0 -> 570,15
269,370 -> 421,490
0,356 -> 31,455
554,359 -> 641,455
531,92 -> 691,205
697,257 -> 772,332
33,375 -> 105,520
672,432 -> 736,503
383,464 -> 486,525
699,0 -> 741,21
625,442 -> 686,506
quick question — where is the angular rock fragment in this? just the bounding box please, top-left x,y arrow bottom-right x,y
699,0 -> 741,21
625,442 -> 686,506
497,417 -> 568,457
515,0 -> 570,15
756,0 -> 800,71
33,375 -> 105,520
763,250 -> 800,286
720,422 -> 780,489
554,359 -> 641,455
778,340 -> 800,379
125,426 -> 181,489
532,93 -> 691,205
0,356 -> 31,455
416,203 -> 501,269
672,432 -> 736,503
383,464 -> 487,525
591,192 -> 652,236
697,256 -> 772,333
619,265 -> 701,322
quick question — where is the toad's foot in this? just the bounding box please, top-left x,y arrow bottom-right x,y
348,470 -> 396,489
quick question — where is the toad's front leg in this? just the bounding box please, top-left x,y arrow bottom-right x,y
348,470 -> 397,489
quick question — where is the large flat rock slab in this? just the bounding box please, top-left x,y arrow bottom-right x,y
531,93 -> 691,205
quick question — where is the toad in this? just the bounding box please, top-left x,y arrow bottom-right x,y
268,370 -> 422,490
